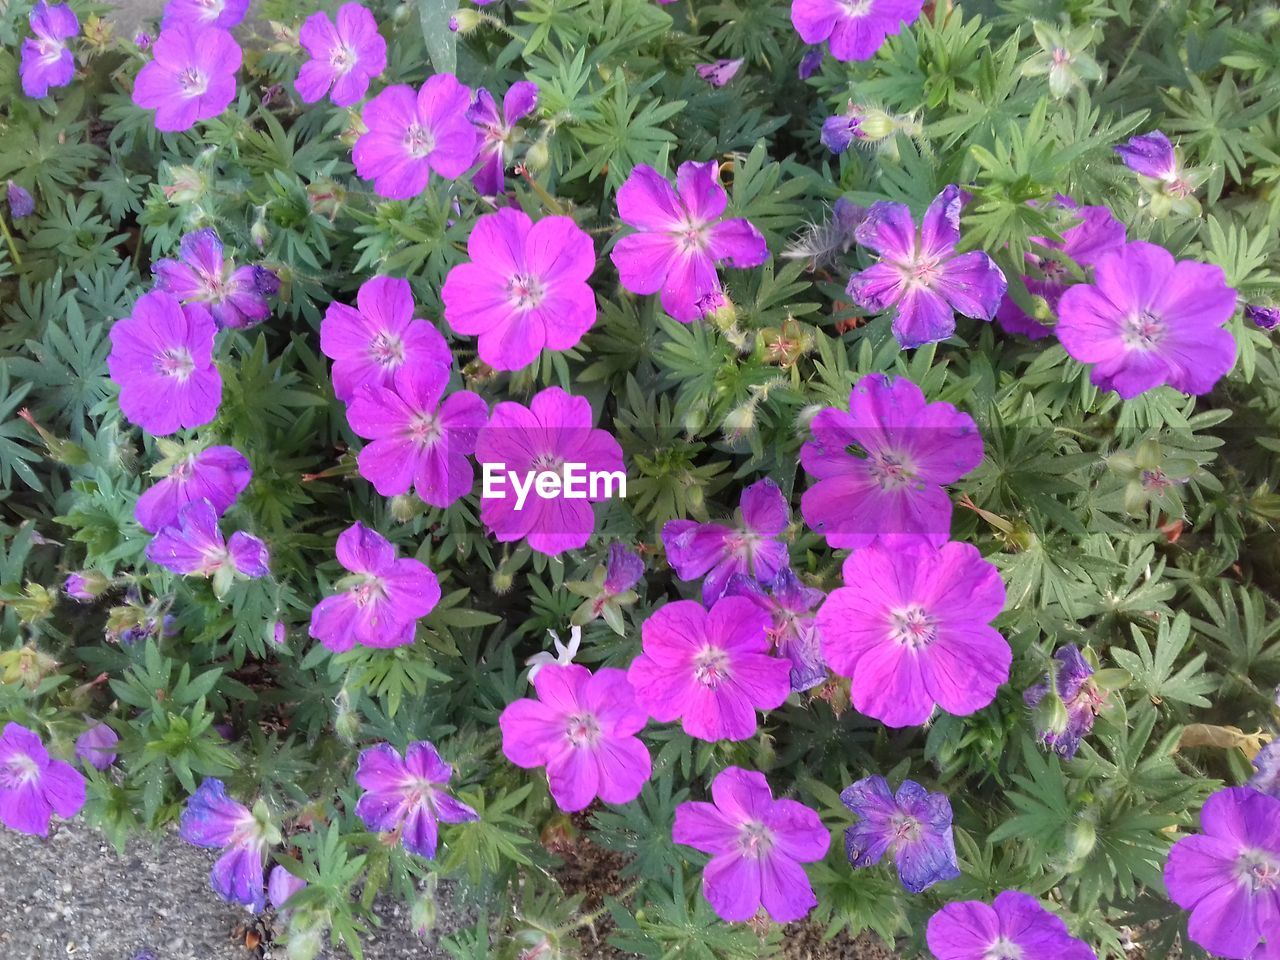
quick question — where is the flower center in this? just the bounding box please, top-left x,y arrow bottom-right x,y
888,812 -> 921,845
841,0 -> 873,16
674,218 -> 711,254
900,255 -> 942,288
507,273 -> 546,311
736,820 -> 775,858
532,453 -> 563,472
1122,310 -> 1164,350
1051,47 -> 1072,66
867,449 -> 916,489
157,348 -> 196,382
369,332 -> 406,368
172,456 -> 196,482
565,711 -> 601,748
1237,849 -> 1280,892
330,44 -> 358,73
984,939 -> 1023,960
0,754 -> 40,790
352,576 -> 387,608
408,412 -> 442,446
177,67 -> 209,98
404,123 -> 436,158
36,37 -> 63,60
692,645 -> 731,688
889,605 -> 937,649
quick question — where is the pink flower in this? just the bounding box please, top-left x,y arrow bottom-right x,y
132,24 -> 242,132
354,741 -> 479,858
499,664 -> 650,812
20,1 -> 78,99
152,228 -> 278,330
466,81 -> 539,196
790,0 -> 923,62
627,597 -> 791,742
673,766 -> 829,923
162,0 -> 249,29
134,445 -> 252,534
441,208 -> 597,371
145,499 -> 270,581
295,3 -> 386,107
610,161 -> 768,322
0,722 -> 86,837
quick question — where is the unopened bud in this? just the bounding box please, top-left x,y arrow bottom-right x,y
334,691 -> 361,744
722,402 -> 756,439
1033,690 -> 1070,738
389,493 -> 422,523
162,165 -> 207,204
1066,819 -> 1097,862
524,138 -> 551,173
64,570 -> 110,601
449,8 -> 484,33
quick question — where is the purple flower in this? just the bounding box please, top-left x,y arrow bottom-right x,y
995,200 -> 1127,340
840,775 -> 959,893
441,208 -> 597,371
267,865 -> 306,911
1114,130 -> 1186,188
816,541 -> 1009,728
161,0 -> 249,29
64,572 -> 103,602
134,31 -> 153,51
610,161 -> 768,323
153,229 -> 278,330
474,387 -> 625,556
308,522 -> 442,651
603,542 -> 644,595
725,568 -> 826,692
179,779 -> 274,912
0,723 -> 86,836
847,185 -> 1007,348
346,354 -> 488,508
927,891 -> 1096,960
695,59 -> 744,87
466,81 -> 539,196
790,0 -> 922,62
6,181 -> 35,219
107,290 -> 222,436
320,276 -> 452,404
74,721 -> 119,771
20,1 -> 78,99
1023,645 -> 1106,759
799,373 -> 982,550
1250,743 -> 1280,798
295,3 -> 386,107
352,73 -> 478,200
662,478 -> 791,605
628,597 -> 790,743
1245,305 -> 1280,331
500,664 -> 650,812
1165,787 -> 1280,960
132,24 -> 242,133
355,741 -> 479,858
145,499 -> 269,581
673,766 -> 829,923
821,110 -> 864,154
135,445 -> 252,533
798,46 -> 823,79
1057,241 -> 1237,399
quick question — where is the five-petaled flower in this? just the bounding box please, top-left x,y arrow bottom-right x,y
354,741 -> 479,858
153,229 -> 279,330
927,890 -> 1097,960
20,1 -> 79,99
725,568 -> 827,692
466,81 -> 539,196
145,499 -> 269,593
841,775 -> 959,893
0,722 -> 86,837
790,0 -> 923,63
162,0 -> 249,29
135,445 -> 252,533
132,24 -> 242,132
179,778 -> 278,912
295,2 -> 386,107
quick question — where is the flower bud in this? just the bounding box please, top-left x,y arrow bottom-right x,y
334,690 -> 361,744
64,570 -> 110,601
161,165 -> 207,204
411,889 -> 438,937
722,402 -> 757,439
1032,690 -> 1070,738
524,138 -> 551,173
389,493 -> 422,523
1066,819 -> 1097,862
449,8 -> 484,33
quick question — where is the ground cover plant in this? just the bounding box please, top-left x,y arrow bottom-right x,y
2,0 -> 1280,957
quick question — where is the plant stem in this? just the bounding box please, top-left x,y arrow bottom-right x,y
0,211 -> 22,266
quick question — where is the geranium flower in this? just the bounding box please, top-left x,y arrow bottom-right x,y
673,766 -> 829,923
179,779 -> 278,912
790,0 -> 923,62
1250,743 -> 1280,798
695,59 -> 743,87
0,722 -> 86,836
725,568 -> 827,692
107,290 -> 222,436
267,865 -> 306,912
1023,644 -> 1108,759
352,73 -> 477,200
474,387 -> 625,556
161,0 -> 249,29
799,373 -> 982,550
662,478 -> 791,604
816,541 -> 1009,728
847,185 -> 1007,348
20,1 -> 78,99
346,354 -> 488,507
841,775 -> 959,893
308,522 -> 441,651
466,81 -> 538,196
354,742 -> 479,858
145,500 -> 270,589
1246,305 -> 1280,331
927,891 -> 1097,960
135,445 -> 252,533
499,664 -> 650,812
1056,241 -> 1238,399
295,3 -> 386,107
441,208 -> 597,371
74,721 -> 119,771
132,24 -> 242,132
153,229 -> 278,330
1114,131 -> 1185,188
798,46 -> 824,79
63,571 -> 108,602
7,181 -> 35,219
610,161 -> 768,322
627,597 -> 791,742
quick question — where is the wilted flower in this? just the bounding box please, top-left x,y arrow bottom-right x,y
1115,130 -> 1205,217
525,626 -> 581,680
1107,438 -> 1196,516
153,229 -> 279,330
63,570 -> 109,602
132,24 -> 242,132
355,741 -> 479,858
0,723 -> 86,836
927,891 -> 1097,960
295,3 -> 386,107
1249,742 -> 1280,797
695,58 -> 743,87
162,0 -> 249,29
466,81 -> 539,196
180,779 -> 279,912
1024,645 -> 1107,759
6,182 -> 35,219
146,500 -> 269,595
783,197 -> 866,270
133,31 -> 153,50
798,46 -> 823,78
1245,304 -> 1280,331
136,444 -> 252,533
725,569 -> 826,692
841,775 -> 959,893
267,865 -> 306,912
20,1 -> 79,99
790,0 -> 922,62
74,721 -> 119,770
821,102 -> 916,153
1022,22 -> 1103,98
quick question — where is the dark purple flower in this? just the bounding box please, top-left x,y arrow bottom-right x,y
798,46 -> 823,79
0,722 -> 86,836
847,185 -> 1007,348
821,111 -> 863,154
790,0 -> 922,62
153,229 -> 278,330
725,568 -> 826,691
295,3 -> 387,107
927,891 -> 1096,960
20,1 -> 78,99
603,543 -> 644,595
7,181 -> 35,219
662,478 -> 791,605
135,445 -> 252,534
1245,305 -> 1280,331
267,864 -> 306,911
1024,645 -> 1106,759
840,775 -> 959,893
132,24 -> 242,133
74,721 -> 119,771
355,741 -> 479,858
695,59 -> 743,87
1250,742 -> 1280,798
146,500 -> 269,588
179,779 -> 275,912
64,571 -> 107,602
1114,130 -> 1191,194
133,31 -> 153,51
466,81 -> 538,197
162,0 -> 250,29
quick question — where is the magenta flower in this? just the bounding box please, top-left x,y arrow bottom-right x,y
162,0 -> 250,29
132,24 -> 242,133
474,387 -> 625,556
320,276 -> 452,404
346,353 -> 488,508
267,865 -> 306,912
107,290 -> 222,436
725,568 -> 827,692
847,185 -> 1006,348
466,81 -> 539,196
499,664 -> 650,812
995,200 -> 1127,340
1024,644 -> 1107,759
295,3 -> 386,107
355,741 -> 479,858
74,721 -> 119,771
1057,241 -> 1237,399
673,766 -> 829,923
0,723 -> 85,836
153,229 -> 278,330
816,541 -> 1008,728
135,445 -> 252,533
179,779 -> 275,912
799,373 -> 982,550
841,775 -> 958,893
627,597 -> 790,742
20,1 -> 78,99
662,478 -> 791,604
1251,743 -> 1280,798
352,73 -> 478,200
790,0 -> 922,62
145,500 -> 269,581
308,522 -> 441,651
610,161 -> 768,322
927,891 -> 1097,960
695,59 -> 744,87
441,208 -> 597,371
